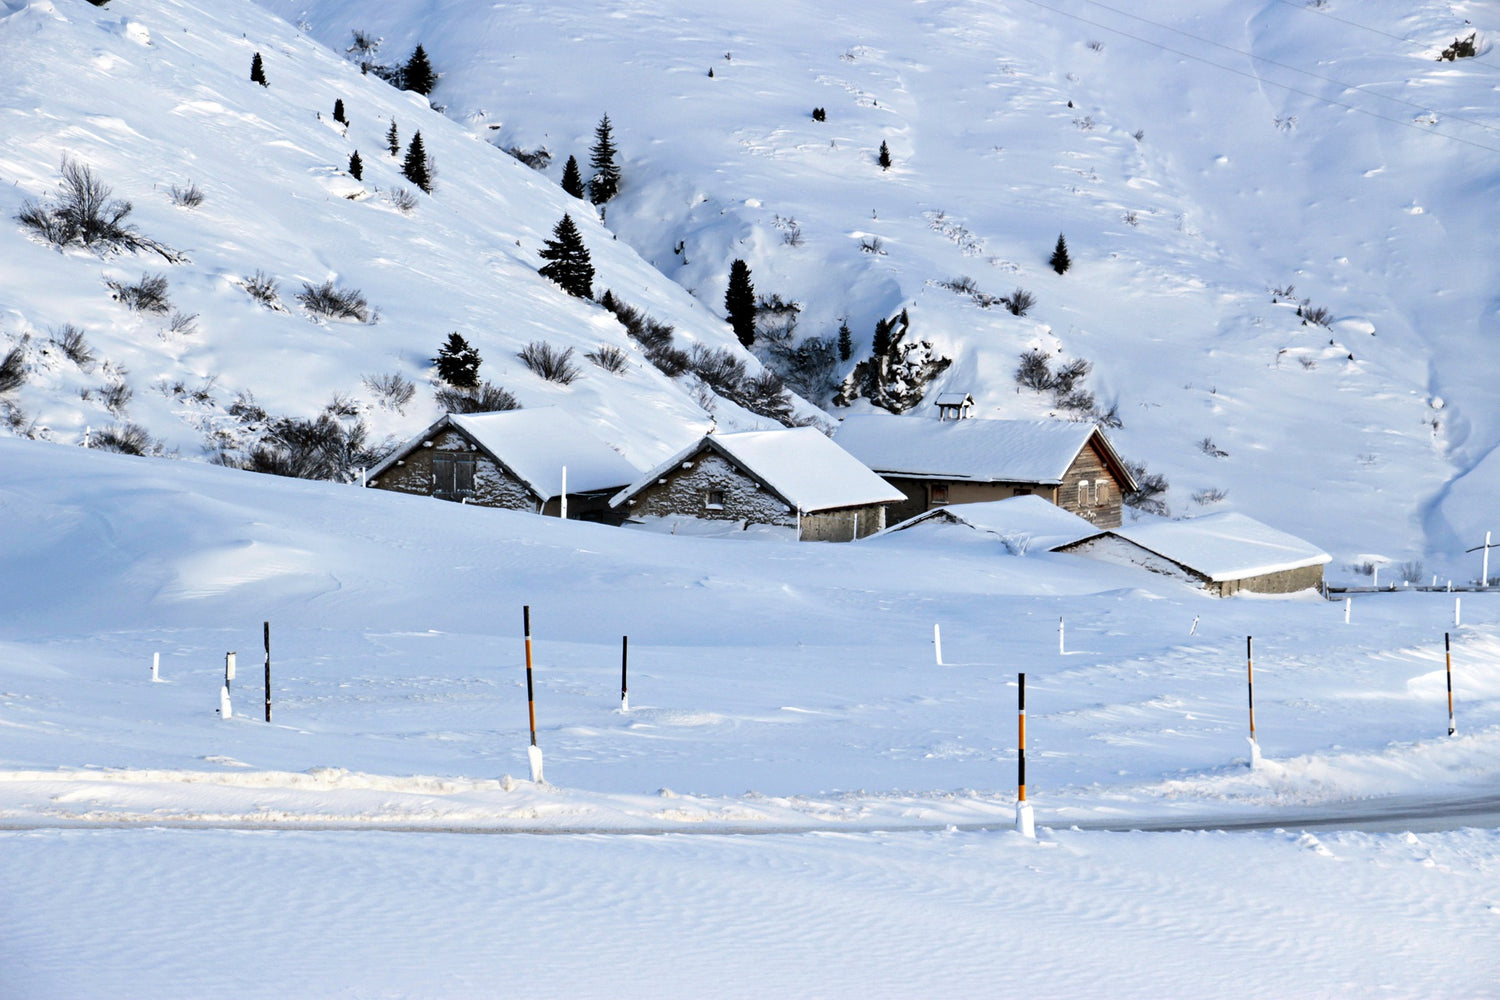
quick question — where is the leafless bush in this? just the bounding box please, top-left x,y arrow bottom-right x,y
1124,460 -> 1170,517
167,311 -> 199,336
107,273 -> 172,313
1050,357 -> 1092,394
362,372 -> 416,413
389,187 -> 419,213
435,381 -> 519,413
16,159 -> 182,261
1398,559 -> 1425,584
1297,299 -> 1332,327
517,342 -> 580,384
859,236 -> 886,254
1055,388 -> 1095,416
782,224 -> 804,247
1122,210 -> 1139,227
939,275 -> 980,296
0,346 -> 26,393
1299,355 -> 1317,370
1192,487 -> 1229,506
585,344 -> 629,374
169,182 -> 205,208
296,280 -> 370,322
505,146 -> 552,170
242,270 -> 282,310
91,422 -> 161,456
50,325 -> 94,369
1087,39 -> 1104,52
1015,349 -> 1052,391
1072,115 -> 1096,131
1001,288 -> 1036,316
101,380 -> 133,415
1199,437 -> 1229,458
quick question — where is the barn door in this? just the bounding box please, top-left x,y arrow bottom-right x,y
432,455 -> 476,501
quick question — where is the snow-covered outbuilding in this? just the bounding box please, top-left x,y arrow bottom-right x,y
883,495 -> 1105,553
1058,511 -> 1332,597
365,407 -> 640,522
833,414 -> 1137,528
610,427 -> 905,541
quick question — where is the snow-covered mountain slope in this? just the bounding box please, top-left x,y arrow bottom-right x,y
255,0 -> 1500,578
3,0 -> 1497,578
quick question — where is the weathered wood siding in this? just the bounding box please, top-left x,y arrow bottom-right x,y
368,429 -> 538,510
619,451 -> 796,527
1055,441 -> 1125,528
799,504 -> 887,542
884,477 -> 1054,526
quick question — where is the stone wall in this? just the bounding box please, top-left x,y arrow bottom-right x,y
369,428 -> 538,510
618,452 -> 795,527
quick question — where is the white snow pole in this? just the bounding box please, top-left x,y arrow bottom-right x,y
1455,597 -> 1461,628
620,635 -> 629,713
933,623 -> 944,666
360,466 -> 367,488
1445,632 -> 1457,737
1016,672 -> 1035,838
559,466 -> 567,519
1372,564 -> 1379,590
523,606 -> 544,784
1189,615 -> 1199,636
1484,531 -> 1492,589
1058,616 -> 1065,655
1344,598 -> 1351,625
220,651 -> 235,720
151,652 -> 160,683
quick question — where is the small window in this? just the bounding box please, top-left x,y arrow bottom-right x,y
1095,482 -> 1108,506
1014,487 -> 1032,497
930,484 -> 949,506
705,489 -> 726,510
1076,480 -> 1090,506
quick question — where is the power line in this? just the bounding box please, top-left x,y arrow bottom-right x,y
1014,0 -> 1500,154
1274,0 -> 1422,46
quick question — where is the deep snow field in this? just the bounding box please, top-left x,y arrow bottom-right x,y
3,439 -> 1499,997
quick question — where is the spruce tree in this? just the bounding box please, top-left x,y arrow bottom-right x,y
250,52 -> 268,87
402,132 -> 431,193
386,121 -> 400,157
538,214 -> 594,299
878,140 -> 891,170
333,98 -> 347,125
724,259 -> 756,348
588,114 -> 621,205
348,150 -> 363,180
403,44 -> 437,96
560,155 -> 584,199
837,320 -> 852,362
435,332 -> 482,389
871,316 -> 894,359
1049,233 -> 1071,274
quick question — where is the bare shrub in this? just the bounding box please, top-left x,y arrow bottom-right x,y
1199,437 -> 1229,458
296,280 -> 370,321
939,275 -> 980,296
51,325 -> 95,369
600,292 -> 686,376
1055,388 -> 1095,416
0,346 -> 26,393
505,146 -> 552,170
859,236 -> 886,254
242,270 -> 283,310
241,411 -> 378,482
362,372 -> 416,413
388,187 -> 419,213
687,344 -> 748,389
1191,487 -> 1229,506
1124,460 -> 1170,517
167,311 -> 199,336
16,158 -> 182,261
1298,299 -> 1332,327
1398,559 -> 1425,584
1050,357 -> 1092,394
1015,349 -> 1052,391
518,342 -> 580,384
169,182 -> 205,208
107,273 -> 172,313
91,423 -> 161,456
101,380 -> 133,415
1001,288 -> 1036,316
1299,355 -> 1317,370
585,344 -> 629,374
435,381 -> 519,414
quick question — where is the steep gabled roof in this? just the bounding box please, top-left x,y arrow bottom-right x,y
834,414 -> 1135,490
885,495 -> 1105,551
612,427 -> 904,514
367,407 -> 639,500
1111,512 -> 1331,582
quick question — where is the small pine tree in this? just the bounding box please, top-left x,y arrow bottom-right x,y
386,121 -> 400,157
333,98 -> 347,125
434,332 -> 482,389
871,316 -> 894,359
402,132 -> 431,193
403,44 -> 437,96
837,320 -> 852,362
1049,233 -> 1071,274
348,150 -> 363,180
538,214 -> 594,298
878,140 -> 891,170
724,259 -> 756,348
560,155 -> 584,199
588,114 -> 621,205
250,52 -> 268,87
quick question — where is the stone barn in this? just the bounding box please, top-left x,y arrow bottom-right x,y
365,407 -> 640,522
610,427 -> 905,541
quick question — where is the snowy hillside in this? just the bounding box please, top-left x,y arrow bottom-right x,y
252,0 -> 1500,578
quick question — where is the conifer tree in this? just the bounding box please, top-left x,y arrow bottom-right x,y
588,114 -> 621,205
871,316 -> 894,359
837,320 -> 852,362
434,332 -> 482,389
538,214 -> 594,299
348,150 -> 363,180
878,140 -> 891,170
1049,233 -> 1071,275
724,259 -> 756,348
333,98 -> 348,125
402,44 -> 437,96
560,155 -> 584,199
386,121 -> 400,157
402,132 -> 431,193
250,52 -> 268,87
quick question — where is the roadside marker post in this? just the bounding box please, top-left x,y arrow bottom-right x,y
263,621 -> 272,723
523,606 -> 544,783
151,652 -> 160,683
1058,616 -> 1065,655
1016,672 -> 1034,838
620,635 -> 629,713
1446,632 -> 1457,737
934,623 -> 943,666
1246,636 -> 1261,768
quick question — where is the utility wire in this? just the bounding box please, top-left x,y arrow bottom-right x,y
1013,0 -> 1500,154
1274,0 -> 1425,46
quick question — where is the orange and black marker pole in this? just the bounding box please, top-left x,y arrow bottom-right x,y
523,606 -> 538,746
1017,672 -> 1027,804
1246,636 -> 1256,744
620,635 -> 629,710
1445,632 -> 1456,737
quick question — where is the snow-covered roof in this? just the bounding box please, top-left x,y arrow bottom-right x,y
613,427 -> 905,513
369,407 -> 640,499
885,495 -> 1105,552
834,414 -> 1132,487
1112,512 -> 1332,582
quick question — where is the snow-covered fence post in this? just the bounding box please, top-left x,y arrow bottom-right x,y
1455,597 -> 1462,628
1344,598 -> 1351,625
1016,672 -> 1034,838
1246,636 -> 1260,768
262,621 -> 272,723
225,651 -> 236,696
1445,632 -> 1456,737
1372,564 -> 1380,590
933,623 -> 943,666
151,651 -> 160,683
220,651 -> 236,720
1189,615 -> 1199,637
1484,531 -> 1493,589
620,635 -> 629,712
1058,616 -> 1065,655
523,606 -> 543,783
560,466 -> 568,519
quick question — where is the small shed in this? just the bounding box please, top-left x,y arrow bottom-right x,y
934,392 -> 975,421
1058,511 -> 1331,596
365,407 -> 640,521
884,495 -> 1105,554
610,427 -> 905,541
834,414 -> 1137,528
